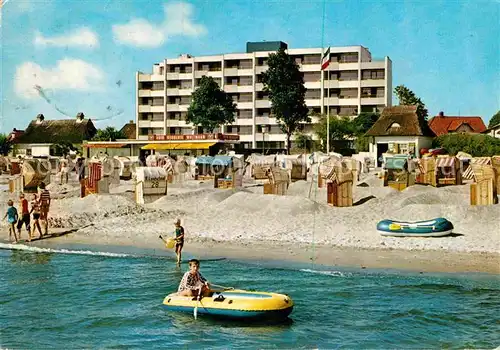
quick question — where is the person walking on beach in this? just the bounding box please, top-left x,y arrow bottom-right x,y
38,182 -> 51,236
30,193 -> 43,239
3,200 -> 19,243
174,219 -> 185,266
17,193 -> 31,241
177,259 -> 211,297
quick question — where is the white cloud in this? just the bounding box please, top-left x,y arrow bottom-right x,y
34,27 -> 99,49
14,59 -> 105,99
112,1 -> 206,48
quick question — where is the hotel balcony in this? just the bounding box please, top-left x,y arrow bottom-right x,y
360,79 -> 386,87
238,134 -> 254,142
234,118 -> 254,126
138,73 -> 164,82
324,97 -> 340,106
255,100 -> 270,108
195,70 -> 223,78
361,97 -> 385,105
259,133 -> 286,142
236,101 -> 253,109
304,81 -> 321,89
224,85 -> 253,93
255,117 -> 277,125
361,61 -> 386,69
138,105 -> 165,113
138,89 -> 164,97
165,120 -> 190,127
305,98 -> 321,107
223,68 -> 253,76
337,62 -> 361,71
338,98 -> 360,106
138,120 -> 165,128
299,64 -> 321,72
167,72 -> 193,80
255,83 -> 264,91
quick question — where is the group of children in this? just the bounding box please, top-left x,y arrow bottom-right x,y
3,182 -> 51,243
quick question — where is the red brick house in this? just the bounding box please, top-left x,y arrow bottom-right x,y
428,111 -> 486,136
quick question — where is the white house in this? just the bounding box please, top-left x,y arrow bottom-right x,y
365,105 -> 435,167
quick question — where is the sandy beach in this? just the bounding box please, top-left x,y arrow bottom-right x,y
1,172 -> 499,274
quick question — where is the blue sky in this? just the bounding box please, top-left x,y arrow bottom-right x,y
1,0 -> 499,133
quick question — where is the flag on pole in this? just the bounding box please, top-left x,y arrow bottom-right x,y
321,47 -> 331,70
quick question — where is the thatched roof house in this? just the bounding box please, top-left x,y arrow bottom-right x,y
14,113 -> 97,157
365,105 -> 435,137
365,106 -> 435,166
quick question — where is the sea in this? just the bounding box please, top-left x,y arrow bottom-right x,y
1,243 -> 499,349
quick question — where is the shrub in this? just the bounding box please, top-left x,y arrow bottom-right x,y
432,133 -> 500,157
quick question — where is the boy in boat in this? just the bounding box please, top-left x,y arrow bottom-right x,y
174,219 -> 185,266
3,200 -> 19,243
177,259 -> 211,297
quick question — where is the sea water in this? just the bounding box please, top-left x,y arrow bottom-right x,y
0,244 -> 499,349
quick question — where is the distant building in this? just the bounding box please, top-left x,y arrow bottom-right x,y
365,105 -> 435,166
428,112 -> 486,136
482,122 -> 500,139
136,41 -> 392,150
13,113 -> 97,156
119,120 -> 136,140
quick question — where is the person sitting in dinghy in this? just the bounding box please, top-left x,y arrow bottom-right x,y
177,259 -> 211,297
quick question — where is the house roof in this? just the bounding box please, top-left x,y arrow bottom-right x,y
428,115 -> 486,136
365,105 -> 435,137
16,114 -> 97,144
119,121 -> 136,139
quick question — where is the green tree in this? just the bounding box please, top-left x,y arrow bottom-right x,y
262,48 -> 309,154
313,114 -> 356,151
292,132 -> 318,153
432,133 -> 500,157
92,127 -> 126,141
353,112 -> 379,134
394,85 -> 429,134
489,110 -> 500,128
0,133 -> 13,156
51,141 -> 77,156
187,76 -> 236,132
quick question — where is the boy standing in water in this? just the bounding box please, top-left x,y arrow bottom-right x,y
174,219 -> 185,266
177,259 -> 211,297
3,200 -> 19,243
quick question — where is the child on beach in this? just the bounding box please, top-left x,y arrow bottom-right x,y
30,194 -> 43,239
3,200 -> 19,243
177,259 -> 211,297
17,193 -> 31,241
38,182 -> 51,236
174,219 -> 185,266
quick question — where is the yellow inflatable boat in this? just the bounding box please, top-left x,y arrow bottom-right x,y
163,289 -> 294,320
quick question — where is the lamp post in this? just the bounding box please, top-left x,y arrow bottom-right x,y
261,125 -> 268,155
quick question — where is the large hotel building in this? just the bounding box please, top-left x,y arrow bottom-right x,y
136,41 -> 392,150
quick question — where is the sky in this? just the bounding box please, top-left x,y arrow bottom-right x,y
0,0 -> 499,133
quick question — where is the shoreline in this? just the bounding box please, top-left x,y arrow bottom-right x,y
4,231 -> 499,274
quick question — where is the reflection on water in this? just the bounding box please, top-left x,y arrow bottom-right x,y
10,250 -> 53,265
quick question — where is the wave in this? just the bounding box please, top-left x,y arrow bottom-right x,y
300,268 -> 350,277
0,243 -> 132,258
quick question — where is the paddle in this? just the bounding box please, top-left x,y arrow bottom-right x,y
194,286 -> 202,320
210,283 -> 235,290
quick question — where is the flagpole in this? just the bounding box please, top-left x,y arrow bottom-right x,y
326,60 -> 330,154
